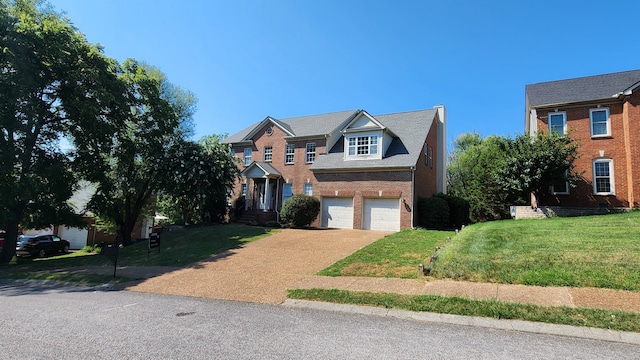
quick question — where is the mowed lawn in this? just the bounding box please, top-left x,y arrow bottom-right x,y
320,211 -> 640,291
432,211 -> 640,290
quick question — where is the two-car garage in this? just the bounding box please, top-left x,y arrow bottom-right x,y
320,197 -> 400,232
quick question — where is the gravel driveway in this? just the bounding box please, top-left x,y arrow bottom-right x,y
127,229 -> 387,304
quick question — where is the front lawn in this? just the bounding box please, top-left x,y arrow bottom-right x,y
432,211 -> 640,290
319,229 -> 454,278
1,224 -> 275,282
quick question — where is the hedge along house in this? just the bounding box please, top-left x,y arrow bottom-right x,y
525,69 -> 640,213
223,106 -> 447,231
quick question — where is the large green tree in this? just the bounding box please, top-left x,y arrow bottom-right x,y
447,133 -> 511,222
495,131 -> 581,208
157,135 -> 239,225
0,0 -> 123,263
83,59 -> 193,245
447,132 -> 580,223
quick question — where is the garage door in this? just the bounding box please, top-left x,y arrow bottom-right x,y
58,226 -> 88,249
321,197 -> 354,229
363,198 -> 400,232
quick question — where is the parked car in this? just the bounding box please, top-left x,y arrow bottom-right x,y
16,234 -> 70,258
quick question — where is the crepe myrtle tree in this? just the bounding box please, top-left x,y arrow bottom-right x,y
157,135 -> 239,225
0,0 -> 123,263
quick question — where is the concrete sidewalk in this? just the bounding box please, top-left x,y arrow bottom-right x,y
292,275 -> 640,313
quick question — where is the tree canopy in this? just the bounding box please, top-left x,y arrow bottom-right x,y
0,0 -> 122,262
447,132 -> 580,222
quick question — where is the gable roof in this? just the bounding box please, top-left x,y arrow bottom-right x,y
310,109 -> 439,171
223,110 -> 358,144
526,69 -> 640,108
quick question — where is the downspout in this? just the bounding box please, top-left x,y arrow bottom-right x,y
411,166 -> 415,229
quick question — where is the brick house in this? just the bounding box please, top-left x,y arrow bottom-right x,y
525,69 -> 640,211
223,106 -> 447,231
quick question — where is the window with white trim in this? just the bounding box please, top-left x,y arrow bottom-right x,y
347,135 -> 378,156
263,146 -> 272,162
548,111 -> 566,135
282,183 -> 293,203
593,159 -> 614,195
285,144 -> 295,164
551,171 -> 569,194
241,183 -> 247,197
243,148 -> 252,166
303,183 -> 313,196
590,108 -> 610,137
305,143 -> 316,163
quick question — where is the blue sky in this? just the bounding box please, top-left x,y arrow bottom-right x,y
48,0 -> 640,147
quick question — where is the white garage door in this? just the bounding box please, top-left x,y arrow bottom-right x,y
58,226 -> 88,249
321,197 -> 354,229
363,198 -> 400,232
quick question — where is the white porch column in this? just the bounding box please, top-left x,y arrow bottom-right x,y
245,178 -> 250,211
264,177 -> 271,211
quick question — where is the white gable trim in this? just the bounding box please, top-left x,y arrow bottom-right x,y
243,116 -> 295,141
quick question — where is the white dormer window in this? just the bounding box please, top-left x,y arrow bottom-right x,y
347,135 -> 378,156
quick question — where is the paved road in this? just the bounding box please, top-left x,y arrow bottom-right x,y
2,281 -> 639,359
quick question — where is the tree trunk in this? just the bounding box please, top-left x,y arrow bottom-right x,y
0,209 -> 23,264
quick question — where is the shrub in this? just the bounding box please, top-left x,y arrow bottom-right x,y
418,196 -> 450,230
280,194 -> 320,228
434,193 -> 470,228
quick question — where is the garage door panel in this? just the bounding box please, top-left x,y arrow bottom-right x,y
321,198 -> 353,229
58,226 -> 88,249
363,198 -> 400,232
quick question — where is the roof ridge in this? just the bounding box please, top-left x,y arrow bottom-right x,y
528,69 -> 640,86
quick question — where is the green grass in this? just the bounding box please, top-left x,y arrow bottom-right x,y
1,224 -> 275,283
432,212 -> 640,290
319,229 -> 455,278
288,288 -> 640,333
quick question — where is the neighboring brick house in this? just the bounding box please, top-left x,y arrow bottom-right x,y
525,69 -> 640,211
223,106 -> 447,231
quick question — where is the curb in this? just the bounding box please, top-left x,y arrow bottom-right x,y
283,299 -> 640,345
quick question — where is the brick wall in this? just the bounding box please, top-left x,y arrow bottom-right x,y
315,171 -> 413,229
535,96 -> 637,208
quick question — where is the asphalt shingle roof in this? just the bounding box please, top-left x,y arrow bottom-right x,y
526,69 -> 640,107
224,108 -> 439,171
310,109 -> 438,171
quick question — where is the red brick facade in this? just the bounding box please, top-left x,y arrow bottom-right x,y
533,91 -> 640,209
227,109 -> 446,230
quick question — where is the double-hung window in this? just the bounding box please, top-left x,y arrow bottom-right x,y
263,146 -> 272,162
282,183 -> 293,203
593,159 -> 614,195
548,112 -> 566,135
241,183 -> 247,197
590,108 -> 610,137
306,143 -> 316,163
243,148 -> 252,166
551,170 -> 569,195
285,144 -> 295,164
348,135 -> 378,156
303,183 -> 313,196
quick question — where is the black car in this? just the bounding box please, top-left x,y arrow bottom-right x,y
16,235 -> 70,258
